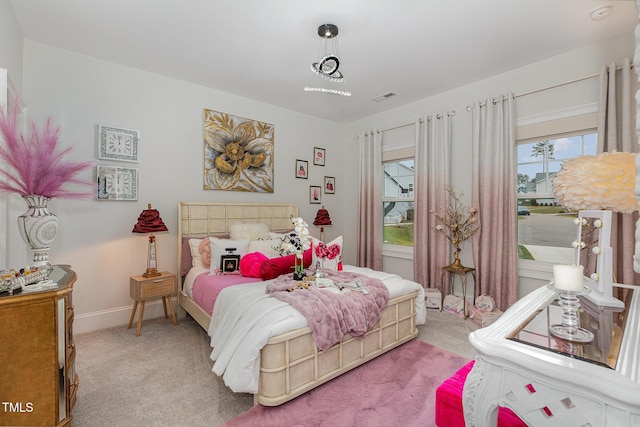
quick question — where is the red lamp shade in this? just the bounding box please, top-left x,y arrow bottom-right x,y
132,204 -> 168,277
313,206 -> 332,242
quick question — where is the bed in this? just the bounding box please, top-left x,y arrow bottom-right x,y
177,201 -> 427,406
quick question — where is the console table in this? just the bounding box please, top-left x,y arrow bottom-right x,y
464,283 -> 640,426
440,264 -> 476,319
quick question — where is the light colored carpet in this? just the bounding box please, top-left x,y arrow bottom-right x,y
72,309 -> 477,427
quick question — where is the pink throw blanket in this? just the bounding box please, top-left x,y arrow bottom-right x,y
265,270 -> 389,351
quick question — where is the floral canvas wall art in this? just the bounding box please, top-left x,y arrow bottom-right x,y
203,109 -> 274,192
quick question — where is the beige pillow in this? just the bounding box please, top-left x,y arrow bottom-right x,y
248,238 -> 283,259
188,238 -> 204,267
229,222 -> 270,241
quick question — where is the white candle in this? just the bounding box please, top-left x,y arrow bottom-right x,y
553,264 -> 584,292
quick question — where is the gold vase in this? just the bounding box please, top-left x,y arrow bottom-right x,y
448,242 -> 464,270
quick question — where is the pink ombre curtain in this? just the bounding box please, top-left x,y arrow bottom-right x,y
357,130 -> 383,270
414,113 -> 452,288
471,94 -> 518,311
597,58 -> 639,286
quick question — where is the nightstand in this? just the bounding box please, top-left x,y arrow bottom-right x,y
128,271 -> 178,336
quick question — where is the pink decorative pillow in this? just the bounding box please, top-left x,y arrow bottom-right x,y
198,238 -> 212,269
260,248 -> 312,280
312,236 -> 343,271
240,252 -> 269,278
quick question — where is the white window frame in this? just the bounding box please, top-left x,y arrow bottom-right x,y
516,105 -> 598,278
382,142 -> 415,259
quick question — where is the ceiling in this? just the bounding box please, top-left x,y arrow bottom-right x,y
9,0 -> 638,123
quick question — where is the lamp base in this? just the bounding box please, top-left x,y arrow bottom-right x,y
547,285 -> 594,343
142,268 -> 161,278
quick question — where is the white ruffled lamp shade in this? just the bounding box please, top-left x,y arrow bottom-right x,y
553,152 -> 638,213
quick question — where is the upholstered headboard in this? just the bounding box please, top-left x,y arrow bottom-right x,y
177,202 -> 298,277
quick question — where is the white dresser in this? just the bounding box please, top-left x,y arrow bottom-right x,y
464,284 -> 640,426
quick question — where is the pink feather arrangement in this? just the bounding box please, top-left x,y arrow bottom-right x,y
0,98 -> 93,198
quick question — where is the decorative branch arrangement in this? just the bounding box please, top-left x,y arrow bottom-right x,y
432,188 -> 480,268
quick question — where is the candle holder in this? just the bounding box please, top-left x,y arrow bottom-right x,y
547,283 -> 594,343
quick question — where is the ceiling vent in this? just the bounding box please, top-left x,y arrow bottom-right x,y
371,92 -> 397,102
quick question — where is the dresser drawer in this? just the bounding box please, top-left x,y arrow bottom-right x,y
130,274 -> 176,300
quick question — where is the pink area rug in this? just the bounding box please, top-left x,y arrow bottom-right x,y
222,339 -> 470,427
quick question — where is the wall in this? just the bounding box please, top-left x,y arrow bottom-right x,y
19,41 -> 347,333
343,33 -> 636,298
0,0 -> 23,93
0,0 -> 25,270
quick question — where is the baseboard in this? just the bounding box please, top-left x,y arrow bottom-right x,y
74,297 -> 181,334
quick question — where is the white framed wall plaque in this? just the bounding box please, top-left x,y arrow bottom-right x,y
96,165 -> 139,201
97,125 -> 140,162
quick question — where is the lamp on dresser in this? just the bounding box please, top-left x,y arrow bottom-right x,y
132,204 -> 168,278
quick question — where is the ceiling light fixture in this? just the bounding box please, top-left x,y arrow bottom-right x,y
304,24 -> 351,97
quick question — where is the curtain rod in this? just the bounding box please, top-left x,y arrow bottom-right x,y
465,63 -> 634,111
376,110 -> 457,134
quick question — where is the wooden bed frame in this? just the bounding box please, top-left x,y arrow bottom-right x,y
177,201 -> 419,406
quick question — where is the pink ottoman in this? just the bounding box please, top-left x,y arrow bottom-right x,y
435,361 -> 526,426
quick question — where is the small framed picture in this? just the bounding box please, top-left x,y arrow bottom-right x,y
310,186 -> 322,204
97,125 -> 140,163
324,176 -> 335,194
220,254 -> 240,273
96,165 -> 139,201
295,159 -> 308,179
313,147 -> 325,166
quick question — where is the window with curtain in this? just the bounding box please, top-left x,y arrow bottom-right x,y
516,113 -> 597,263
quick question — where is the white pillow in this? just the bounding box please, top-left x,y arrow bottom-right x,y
312,236 -> 343,271
188,238 -> 204,267
209,237 -> 250,274
269,231 -> 294,240
249,238 -> 283,259
230,222 -> 270,241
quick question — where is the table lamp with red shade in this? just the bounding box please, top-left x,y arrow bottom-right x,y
313,206 -> 332,242
132,204 -> 168,278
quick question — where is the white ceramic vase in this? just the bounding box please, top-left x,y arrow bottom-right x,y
17,195 -> 58,266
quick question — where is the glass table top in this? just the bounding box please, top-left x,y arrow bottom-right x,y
508,288 -> 632,369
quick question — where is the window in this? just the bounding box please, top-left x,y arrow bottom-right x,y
516,131 -> 597,262
383,159 -> 414,247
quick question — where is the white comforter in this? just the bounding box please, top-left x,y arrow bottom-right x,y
207,265 -> 427,393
